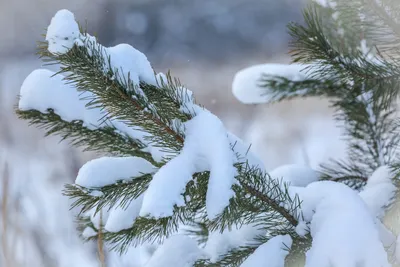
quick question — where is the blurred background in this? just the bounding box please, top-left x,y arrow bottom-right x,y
0,0 -> 345,266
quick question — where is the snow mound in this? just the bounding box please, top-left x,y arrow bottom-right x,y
76,156 -> 156,188
46,9 -> 80,54
232,63 -> 309,104
107,43 -> 156,86
204,224 -> 264,262
144,235 -> 205,267
299,181 -> 390,267
140,111 -> 236,219
240,235 -> 292,267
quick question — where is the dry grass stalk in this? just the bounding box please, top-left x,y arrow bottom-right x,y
97,210 -> 106,267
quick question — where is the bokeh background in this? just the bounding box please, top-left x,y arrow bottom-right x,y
0,0 -> 344,266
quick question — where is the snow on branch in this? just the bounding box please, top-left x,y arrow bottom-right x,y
298,181 -> 390,267
232,63 -> 311,104
75,156 -> 156,188
240,235 -> 292,267
46,10 -> 156,87
359,165 -> 396,219
140,111 -> 237,220
144,235 -> 206,267
18,69 -> 165,162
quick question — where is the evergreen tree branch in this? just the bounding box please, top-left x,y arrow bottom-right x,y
288,5 -> 400,89
16,109 -> 157,164
39,40 -> 186,152
259,75 -> 347,103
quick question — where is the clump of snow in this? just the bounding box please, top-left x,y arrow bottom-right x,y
76,156 -> 156,188
299,181 -> 390,267
240,235 -> 292,267
19,69 -> 100,124
140,111 -> 236,219
105,194 -> 144,233
268,164 -> 320,187
144,235 -> 205,267
204,224 -> 264,262
106,43 -> 156,86
232,63 -> 310,104
359,165 -> 396,219
46,10 -> 80,54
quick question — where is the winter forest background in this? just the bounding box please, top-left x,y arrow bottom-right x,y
0,0 -> 345,266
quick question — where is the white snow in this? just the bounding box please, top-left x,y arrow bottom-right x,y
359,165 -> 396,218
46,9 -> 156,88
295,220 -> 309,237
140,111 -> 236,219
240,235 -> 292,267
106,43 -> 157,86
18,69 -> 166,161
298,181 -> 390,267
19,69 -> 101,124
268,164 -> 320,187
178,86 -> 204,116
232,63 -> 310,104
82,227 -> 98,239
76,156 -> 156,188
144,235 -> 205,267
204,224 -> 264,262
104,194 -> 144,233
46,10 -> 80,54
139,151 -> 195,218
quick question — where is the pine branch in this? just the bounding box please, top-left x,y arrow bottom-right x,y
259,75 -> 346,103
18,17 -> 311,264
288,5 -> 400,90
16,109 -> 157,164
64,174 -> 153,214
38,40 -> 191,152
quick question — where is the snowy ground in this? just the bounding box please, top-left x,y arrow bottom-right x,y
0,55 -> 344,266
